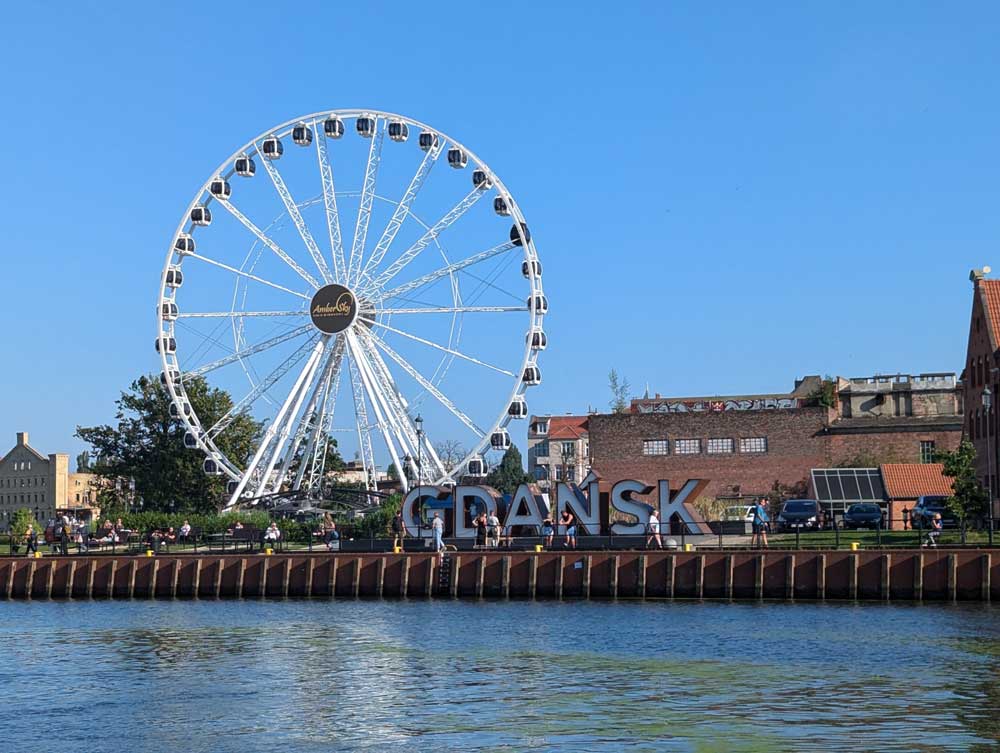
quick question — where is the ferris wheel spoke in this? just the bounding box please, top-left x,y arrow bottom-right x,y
346,332 -> 410,492
375,306 -> 528,314
177,310 -> 308,319
224,338 -> 327,508
364,186 -> 487,293
213,199 -> 321,290
183,251 -> 312,300
185,325 -> 314,379
362,329 -> 486,438
376,241 -> 518,303
314,121 -> 348,282
347,120 -> 386,287
206,335 -> 320,440
358,315 -> 514,376
275,340 -> 342,492
297,339 -> 346,491
255,142 -> 334,285
358,138 -> 445,286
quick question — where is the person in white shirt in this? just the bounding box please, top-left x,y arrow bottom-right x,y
431,512 -> 444,561
486,510 -> 501,549
647,511 -> 662,550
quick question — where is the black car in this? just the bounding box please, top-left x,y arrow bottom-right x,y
841,503 -> 884,530
910,496 -> 958,529
776,499 -> 824,532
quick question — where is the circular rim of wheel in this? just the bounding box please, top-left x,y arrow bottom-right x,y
156,108 -> 546,505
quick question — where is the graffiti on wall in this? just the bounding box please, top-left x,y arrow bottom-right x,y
634,397 -> 798,414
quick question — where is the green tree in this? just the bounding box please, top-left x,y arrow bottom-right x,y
75,451 -> 91,472
76,374 -> 263,514
9,508 -> 40,537
608,369 -> 631,413
485,445 -> 533,495
808,375 -> 837,409
936,439 -> 988,528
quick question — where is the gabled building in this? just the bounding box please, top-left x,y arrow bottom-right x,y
526,415 -> 590,489
962,267 -> 1000,517
0,432 -> 98,527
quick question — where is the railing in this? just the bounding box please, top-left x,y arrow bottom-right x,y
3,517 -> 996,556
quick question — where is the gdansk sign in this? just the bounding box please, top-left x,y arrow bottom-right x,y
400,474 -> 711,538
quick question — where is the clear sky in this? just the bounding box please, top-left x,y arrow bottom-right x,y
2,2 -> 999,467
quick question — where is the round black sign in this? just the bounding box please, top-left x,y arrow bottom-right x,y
310,284 -> 358,334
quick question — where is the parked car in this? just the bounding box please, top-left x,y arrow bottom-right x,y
723,505 -> 755,522
910,496 -> 958,529
776,499 -> 824,532
841,503 -> 884,530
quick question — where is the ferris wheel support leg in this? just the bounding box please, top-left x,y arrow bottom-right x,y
296,340 -> 345,492
258,339 -> 328,496
351,335 -> 417,478
275,342 -> 341,493
347,355 -> 378,496
346,331 -> 409,493
358,334 -> 448,483
224,339 -> 326,510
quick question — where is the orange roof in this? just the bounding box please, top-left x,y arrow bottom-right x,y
548,415 -> 588,440
880,463 -> 953,500
980,279 -> 1000,350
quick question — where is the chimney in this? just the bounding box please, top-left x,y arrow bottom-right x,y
970,266 -> 992,282
16,432 -> 28,446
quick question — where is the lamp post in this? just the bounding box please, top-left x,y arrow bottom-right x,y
985,386 -> 995,545
415,414 -> 424,486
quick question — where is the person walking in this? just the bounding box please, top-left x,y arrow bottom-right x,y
561,509 -> 577,549
58,513 -> 71,556
752,498 -> 770,549
390,511 -> 405,550
925,512 -> 943,548
24,524 -> 38,557
431,512 -> 444,562
646,510 -> 663,550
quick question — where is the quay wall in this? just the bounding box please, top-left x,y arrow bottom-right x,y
0,550 -> 995,602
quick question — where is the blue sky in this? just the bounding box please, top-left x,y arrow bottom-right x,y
2,2 -> 999,467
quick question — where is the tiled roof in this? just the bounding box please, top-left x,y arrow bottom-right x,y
879,463 -> 953,500
548,415 -> 588,440
980,279 -> 1000,350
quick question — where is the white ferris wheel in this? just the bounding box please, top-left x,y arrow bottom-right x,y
156,110 -> 547,509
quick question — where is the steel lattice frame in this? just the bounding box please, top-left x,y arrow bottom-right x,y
156,109 -> 545,509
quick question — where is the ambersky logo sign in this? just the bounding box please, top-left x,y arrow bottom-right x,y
310,284 -> 357,333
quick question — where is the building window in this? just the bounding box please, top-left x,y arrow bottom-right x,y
642,439 -> 670,456
707,438 -> 734,454
560,441 -> 575,458
533,420 -> 549,435
920,441 -> 936,464
534,441 -> 549,458
739,437 -> 768,454
675,439 -> 701,455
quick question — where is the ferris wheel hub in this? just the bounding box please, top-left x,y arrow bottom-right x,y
309,283 -> 359,334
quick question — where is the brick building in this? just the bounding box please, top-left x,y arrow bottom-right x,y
587,373 -> 962,505
962,267 -> 1000,518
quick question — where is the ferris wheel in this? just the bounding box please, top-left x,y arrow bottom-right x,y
156,109 -> 546,508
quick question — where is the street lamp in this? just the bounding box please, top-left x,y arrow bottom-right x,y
415,414 -> 424,485
985,386 -> 995,545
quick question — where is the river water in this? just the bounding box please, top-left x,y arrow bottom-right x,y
1,599 -> 998,752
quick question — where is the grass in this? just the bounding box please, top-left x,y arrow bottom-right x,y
768,527 -> 995,549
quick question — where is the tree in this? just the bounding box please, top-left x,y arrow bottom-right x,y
76,374 -> 263,514
936,440 -> 988,528
485,445 -> 533,495
76,451 -> 91,472
608,369 -> 631,413
808,375 -> 837,409
435,440 -> 467,473
9,508 -> 40,537
386,462 -> 400,482
281,439 -> 345,488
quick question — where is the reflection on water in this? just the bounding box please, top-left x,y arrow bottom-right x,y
0,600 -> 998,752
